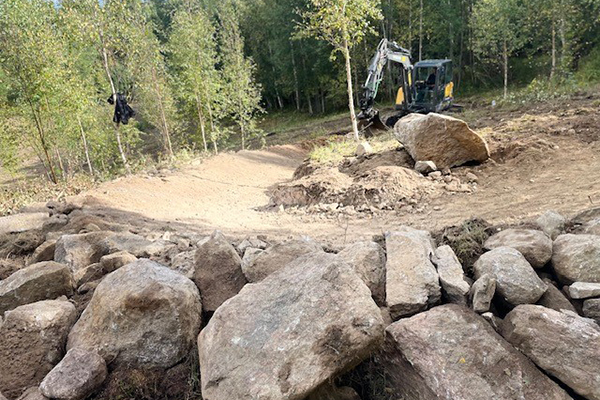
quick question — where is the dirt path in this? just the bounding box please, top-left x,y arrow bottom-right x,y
78,97 -> 600,245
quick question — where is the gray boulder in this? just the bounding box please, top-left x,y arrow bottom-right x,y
470,273 -> 496,313
40,347 -> 107,400
193,231 -> 247,312
583,299 -> 600,323
198,252 -> 384,400
241,238 -> 323,283
538,279 -> 576,313
0,262 -> 73,314
502,304 -> 600,400
393,113 -> 490,169
414,161 -> 437,174
382,304 -> 571,400
552,234 -> 600,284
54,232 -> 113,273
72,263 -> 104,288
338,241 -> 386,305
536,210 -> 566,240
237,237 -> 268,254
15,388 -> 48,400
385,228 -> 441,319
169,251 -> 195,279
0,299 -> 78,399
67,259 -> 202,369
0,213 -> 48,235
473,247 -> 546,305
484,229 -> 552,268
434,245 -> 470,305
569,282 -> 600,299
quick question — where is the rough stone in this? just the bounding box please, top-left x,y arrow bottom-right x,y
538,279 -> 576,313
338,241 -> 386,305
473,247 -> 546,306
15,388 -> 48,400
583,299 -> 600,323
193,231 -> 247,312
552,234 -> 600,284
306,384 -> 361,400
355,142 -> 373,157
0,262 -> 73,314
393,113 -> 490,169
169,251 -> 195,279
72,263 -> 104,287
0,213 -> 48,236
382,304 -> 570,400
536,210 -> 566,240
484,229 -> 552,268
29,240 -> 57,264
502,304 -> 600,400
237,237 -> 268,254
241,238 -> 323,283
469,273 -> 496,313
54,232 -> 113,274
434,245 -> 470,305
42,214 -> 69,232
67,259 -> 202,369
198,252 -> 384,400
0,299 -> 78,399
40,348 -> 107,400
0,391 -> 7,400
385,228 -> 441,319
569,282 -> 600,299
414,160 -> 437,174
98,251 -> 137,273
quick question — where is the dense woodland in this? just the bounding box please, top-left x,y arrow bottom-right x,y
0,0 -> 599,182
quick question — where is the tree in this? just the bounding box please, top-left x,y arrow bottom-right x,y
297,0 -> 383,141
168,8 -> 223,152
218,3 -> 263,150
472,0 -> 525,98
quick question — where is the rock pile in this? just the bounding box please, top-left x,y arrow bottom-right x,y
0,202 -> 599,400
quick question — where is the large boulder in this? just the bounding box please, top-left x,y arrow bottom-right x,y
393,113 -> 490,169
54,232 -> 113,273
0,262 -> 73,314
484,229 -> 553,268
193,231 -> 247,312
67,259 -> 202,369
552,234 -> 600,284
473,247 -> 546,306
40,348 -> 107,400
241,238 -> 323,283
0,213 -> 48,235
338,241 -> 386,305
382,304 -> 571,400
502,305 -> 600,400
434,245 -> 470,305
198,252 -> 384,400
0,299 -> 78,399
385,228 -> 441,319
569,282 -> 600,299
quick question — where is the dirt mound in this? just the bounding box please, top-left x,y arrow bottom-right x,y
339,148 -> 414,176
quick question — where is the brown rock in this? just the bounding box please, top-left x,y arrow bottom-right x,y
338,241 -> 386,305
484,229 -> 552,268
193,231 -> 247,312
502,305 -> 600,400
470,273 -> 496,313
393,113 -> 490,169
29,240 -> 57,265
0,299 -> 78,399
98,251 -> 137,273
15,388 -> 48,400
537,279 -> 576,313
67,259 -> 202,369
198,252 -> 384,400
382,304 -> 571,400
54,232 -> 113,273
0,213 -> 48,236
0,262 -> 73,314
434,245 -> 470,305
40,348 -> 107,400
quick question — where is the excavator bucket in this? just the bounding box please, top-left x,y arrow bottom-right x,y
358,111 -> 389,137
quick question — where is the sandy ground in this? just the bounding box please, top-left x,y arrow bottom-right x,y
77,96 -> 600,245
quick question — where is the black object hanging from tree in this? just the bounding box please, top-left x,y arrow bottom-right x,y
107,93 -> 135,125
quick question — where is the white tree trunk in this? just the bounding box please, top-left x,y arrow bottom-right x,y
343,39 -> 360,142
78,116 -> 94,176
503,40 -> 508,99
419,0 -> 423,61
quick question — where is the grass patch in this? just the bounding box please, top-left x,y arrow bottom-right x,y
308,132 -> 399,166
435,218 -> 493,275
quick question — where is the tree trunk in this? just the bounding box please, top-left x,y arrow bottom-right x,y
27,100 -> 57,184
195,94 -> 208,152
503,40 -> 508,99
307,93 -> 313,115
56,148 -> 66,181
419,0 -> 423,61
151,66 -> 173,158
343,39 -> 360,142
290,41 -> 301,111
551,18 -> 556,80
207,102 -> 218,154
78,116 -> 94,176
241,123 -> 245,150
559,12 -> 567,72
321,91 -> 326,114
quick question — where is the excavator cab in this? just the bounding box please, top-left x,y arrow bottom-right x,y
412,60 -> 454,113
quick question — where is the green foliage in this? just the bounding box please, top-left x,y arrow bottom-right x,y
576,45 -> 600,83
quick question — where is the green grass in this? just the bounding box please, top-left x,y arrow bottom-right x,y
308,131 -> 399,165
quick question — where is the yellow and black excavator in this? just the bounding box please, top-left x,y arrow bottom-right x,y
358,39 -> 456,134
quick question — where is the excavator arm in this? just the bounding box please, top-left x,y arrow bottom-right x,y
358,39 -> 413,133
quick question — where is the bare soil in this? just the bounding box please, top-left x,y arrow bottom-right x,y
74,95 -> 600,246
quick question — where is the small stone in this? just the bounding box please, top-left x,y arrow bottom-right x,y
355,142 -> 373,157
414,160 -> 437,174
29,240 -> 57,265
465,172 -> 479,183
434,245 -> 470,305
536,210 -> 566,240
583,299 -> 600,322
99,251 -> 137,273
15,388 -> 48,400
428,171 -> 442,179
569,282 -> 600,299
470,274 -> 496,313
481,312 -> 502,332
40,348 -> 107,400
538,279 -> 576,313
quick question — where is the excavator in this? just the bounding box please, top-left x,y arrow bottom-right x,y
358,39 -> 456,135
